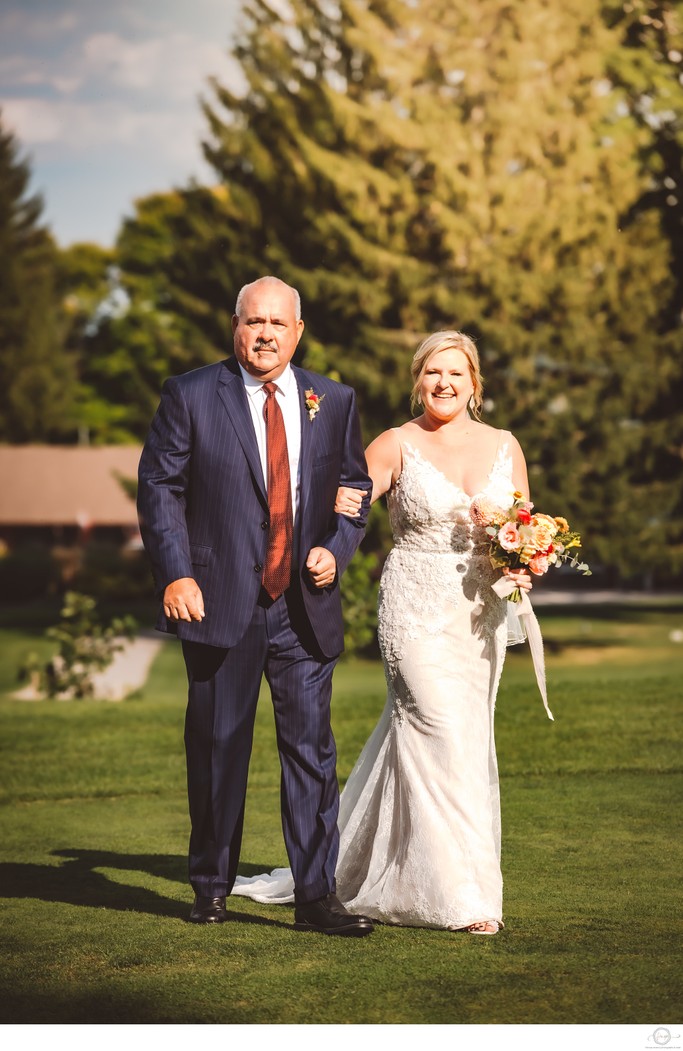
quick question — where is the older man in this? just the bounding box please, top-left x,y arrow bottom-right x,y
138,276 -> 373,935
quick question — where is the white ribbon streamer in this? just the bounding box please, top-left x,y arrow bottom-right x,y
491,576 -> 554,721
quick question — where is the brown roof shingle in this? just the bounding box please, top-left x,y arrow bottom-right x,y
0,446 -> 142,527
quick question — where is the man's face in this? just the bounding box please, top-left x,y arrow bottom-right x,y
231,281 -> 304,381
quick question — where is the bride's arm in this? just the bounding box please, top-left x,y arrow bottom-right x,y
365,429 -> 402,503
335,429 -> 403,514
509,433 -> 531,501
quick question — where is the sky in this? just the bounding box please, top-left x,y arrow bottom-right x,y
0,0 -> 244,246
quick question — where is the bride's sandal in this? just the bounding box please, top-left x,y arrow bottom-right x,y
463,920 -> 502,935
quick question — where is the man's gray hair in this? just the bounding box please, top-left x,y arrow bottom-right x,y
234,276 -> 301,321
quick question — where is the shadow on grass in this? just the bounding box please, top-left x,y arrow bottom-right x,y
0,848 -> 291,928
537,601 -> 683,622
505,633 -> 626,656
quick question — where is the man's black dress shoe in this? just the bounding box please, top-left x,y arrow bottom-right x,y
294,893 -> 374,936
189,895 -> 228,924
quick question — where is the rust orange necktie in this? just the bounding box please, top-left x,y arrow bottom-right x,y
262,382 -> 293,599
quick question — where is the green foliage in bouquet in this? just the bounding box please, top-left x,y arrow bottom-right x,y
20,592 -> 137,699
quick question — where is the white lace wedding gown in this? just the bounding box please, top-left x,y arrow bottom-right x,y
232,433 -> 518,929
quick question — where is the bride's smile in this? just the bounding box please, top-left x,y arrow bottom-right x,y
421,348 -> 474,421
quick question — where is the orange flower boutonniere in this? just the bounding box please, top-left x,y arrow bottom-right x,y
304,388 -> 325,422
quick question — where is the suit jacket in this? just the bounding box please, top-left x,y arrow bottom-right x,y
137,357 -> 371,658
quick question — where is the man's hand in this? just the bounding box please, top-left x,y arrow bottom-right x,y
163,577 -> 205,621
334,485 -> 364,517
306,547 -> 337,589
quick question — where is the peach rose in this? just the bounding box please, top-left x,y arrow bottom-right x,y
534,513 -> 560,535
529,553 -> 550,575
497,522 -> 521,551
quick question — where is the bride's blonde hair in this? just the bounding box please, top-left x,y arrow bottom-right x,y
410,330 -> 483,418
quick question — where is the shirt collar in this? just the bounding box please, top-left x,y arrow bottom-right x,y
239,362 -> 296,397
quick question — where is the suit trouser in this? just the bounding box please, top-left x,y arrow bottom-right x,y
182,585 -> 340,905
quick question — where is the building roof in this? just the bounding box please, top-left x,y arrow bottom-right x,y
0,446 -> 142,527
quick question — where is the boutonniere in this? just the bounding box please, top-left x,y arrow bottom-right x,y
304,388 -> 325,422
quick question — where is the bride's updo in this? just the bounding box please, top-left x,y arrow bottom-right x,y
410,330 -> 483,418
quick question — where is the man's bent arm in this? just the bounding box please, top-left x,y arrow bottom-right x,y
138,377 -> 196,595
318,389 -> 371,578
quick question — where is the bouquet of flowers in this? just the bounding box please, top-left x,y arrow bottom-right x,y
470,491 -> 591,602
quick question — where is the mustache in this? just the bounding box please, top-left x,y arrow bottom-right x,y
255,339 -> 276,350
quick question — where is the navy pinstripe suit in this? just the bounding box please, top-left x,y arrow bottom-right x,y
138,356 -> 371,902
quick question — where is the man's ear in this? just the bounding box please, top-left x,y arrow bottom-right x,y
296,319 -> 305,344
231,314 -> 239,335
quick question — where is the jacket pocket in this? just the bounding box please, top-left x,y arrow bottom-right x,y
312,453 -> 337,469
190,544 -> 212,566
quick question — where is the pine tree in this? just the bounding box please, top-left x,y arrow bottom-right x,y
0,115 -> 76,442
602,0 -> 683,573
70,184 -> 262,443
199,0 -> 677,575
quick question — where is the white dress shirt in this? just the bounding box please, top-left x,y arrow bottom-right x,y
239,362 -> 302,520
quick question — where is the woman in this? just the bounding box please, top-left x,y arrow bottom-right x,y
233,330 -> 531,934
333,329 -> 531,934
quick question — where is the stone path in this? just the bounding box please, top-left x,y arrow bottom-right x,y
89,635 -> 164,700
14,634 -> 164,702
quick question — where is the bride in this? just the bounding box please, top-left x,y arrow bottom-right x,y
233,330 -> 532,934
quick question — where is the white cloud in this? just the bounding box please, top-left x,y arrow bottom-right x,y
0,6 -> 79,43
0,1 -> 243,244
3,95 -> 209,164
3,98 -> 65,143
1,28 -> 235,103
0,55 -> 83,94
79,29 -> 233,99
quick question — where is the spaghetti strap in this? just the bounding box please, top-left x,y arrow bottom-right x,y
494,429 -> 510,456
390,427 -> 404,474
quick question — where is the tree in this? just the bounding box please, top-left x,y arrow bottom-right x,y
198,0 -> 678,576
602,0 -> 683,572
0,115 -> 76,442
68,184 -> 262,443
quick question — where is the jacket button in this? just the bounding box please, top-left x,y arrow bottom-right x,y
261,520 -> 268,530
254,563 -> 262,573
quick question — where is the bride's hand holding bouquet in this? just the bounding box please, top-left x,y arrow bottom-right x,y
470,492 -> 590,721
470,492 -> 591,602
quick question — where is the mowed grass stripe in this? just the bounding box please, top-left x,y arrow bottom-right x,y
0,602 -> 681,1023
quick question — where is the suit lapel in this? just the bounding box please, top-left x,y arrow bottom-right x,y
216,359 -> 267,504
294,368 -> 314,522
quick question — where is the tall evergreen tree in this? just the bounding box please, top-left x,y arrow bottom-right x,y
0,115 -> 76,442
602,0 -> 683,571
71,184 -> 261,443
198,0 -> 677,575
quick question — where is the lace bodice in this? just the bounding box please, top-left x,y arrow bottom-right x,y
377,435 -> 517,668
387,438 -> 515,553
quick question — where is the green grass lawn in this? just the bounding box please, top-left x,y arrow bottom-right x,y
0,602 -> 681,1023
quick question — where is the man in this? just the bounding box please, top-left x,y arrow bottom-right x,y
138,276 -> 373,936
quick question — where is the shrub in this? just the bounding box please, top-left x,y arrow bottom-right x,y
20,591 -> 137,699
0,544 -> 58,602
341,550 -> 379,656
74,542 -> 152,601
